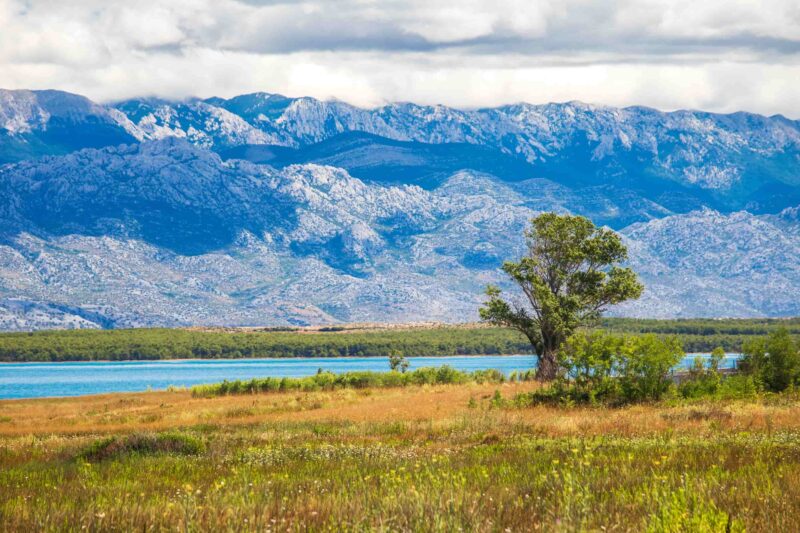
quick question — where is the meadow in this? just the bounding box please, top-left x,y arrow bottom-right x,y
2,380 -> 800,531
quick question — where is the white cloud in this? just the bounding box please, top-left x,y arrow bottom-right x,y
0,0 -> 798,116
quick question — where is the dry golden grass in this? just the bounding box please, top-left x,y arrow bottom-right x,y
3,381 -> 800,439
0,382 -> 525,436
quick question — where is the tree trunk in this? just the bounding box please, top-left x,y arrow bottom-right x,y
537,348 -> 558,381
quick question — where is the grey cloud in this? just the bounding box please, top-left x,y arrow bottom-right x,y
188,0 -> 800,58
0,0 -> 798,117
4,1 -> 799,59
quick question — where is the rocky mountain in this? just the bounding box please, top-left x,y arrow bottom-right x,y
618,209 -> 800,318
0,89 -> 138,164
121,93 -> 800,214
0,89 -> 799,329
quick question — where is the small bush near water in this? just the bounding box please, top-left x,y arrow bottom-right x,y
516,329 -> 798,407
518,332 -> 685,406
191,366 -> 514,397
80,432 -> 204,461
740,328 -> 800,392
676,328 -> 800,401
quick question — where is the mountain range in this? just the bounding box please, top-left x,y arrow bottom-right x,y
1,88 -> 799,330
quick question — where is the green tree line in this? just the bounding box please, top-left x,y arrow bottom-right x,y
602,318 -> 800,352
0,327 -> 533,362
0,319 -> 797,362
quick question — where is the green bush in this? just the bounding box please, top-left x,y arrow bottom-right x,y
716,374 -> 758,400
525,331 -> 684,405
678,347 -> 725,399
740,328 -> 800,392
80,432 -> 204,461
190,365 -> 521,397
556,330 -> 622,403
617,334 -> 684,403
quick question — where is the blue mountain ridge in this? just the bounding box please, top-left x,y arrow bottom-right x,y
0,88 -> 798,329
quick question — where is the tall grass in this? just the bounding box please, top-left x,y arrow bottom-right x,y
1,414 -> 799,531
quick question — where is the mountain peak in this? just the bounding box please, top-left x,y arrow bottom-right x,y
2,88 -> 800,327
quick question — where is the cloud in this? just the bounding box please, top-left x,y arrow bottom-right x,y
0,0 -> 798,116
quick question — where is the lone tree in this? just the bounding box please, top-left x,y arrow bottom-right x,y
389,351 -> 410,373
479,213 -> 643,380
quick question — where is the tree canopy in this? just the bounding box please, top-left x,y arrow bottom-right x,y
480,213 -> 643,380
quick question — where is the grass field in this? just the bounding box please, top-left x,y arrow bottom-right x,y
2,382 -> 800,531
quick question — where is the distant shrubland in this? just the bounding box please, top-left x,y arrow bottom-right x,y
0,318 -> 798,362
0,326 -> 532,362
602,317 -> 800,351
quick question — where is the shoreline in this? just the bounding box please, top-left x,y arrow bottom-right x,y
0,351 -> 740,365
0,353 -> 536,364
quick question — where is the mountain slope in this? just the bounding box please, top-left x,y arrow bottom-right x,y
1,139 -> 799,329
0,89 -> 138,164
1,89 -> 800,329
117,95 -> 800,214
618,209 -> 800,317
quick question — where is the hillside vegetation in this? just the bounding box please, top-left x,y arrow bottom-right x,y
602,317 -> 800,351
1,318 -> 799,362
0,326 -> 531,362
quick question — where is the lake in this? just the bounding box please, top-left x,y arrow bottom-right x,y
0,353 -> 740,399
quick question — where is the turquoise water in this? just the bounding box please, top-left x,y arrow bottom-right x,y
0,353 -> 740,399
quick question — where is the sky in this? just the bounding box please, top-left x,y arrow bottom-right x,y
1,0 -> 799,116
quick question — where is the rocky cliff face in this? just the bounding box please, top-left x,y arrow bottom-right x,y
1,89 -> 798,329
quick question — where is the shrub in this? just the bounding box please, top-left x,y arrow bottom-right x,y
524,331 -> 684,405
508,369 -> 536,382
191,365 -> 506,397
617,334 -> 684,403
740,328 -> 800,392
556,330 -> 622,403
678,347 -> 725,399
80,432 -> 204,461
716,374 -> 758,400
472,368 -> 506,384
